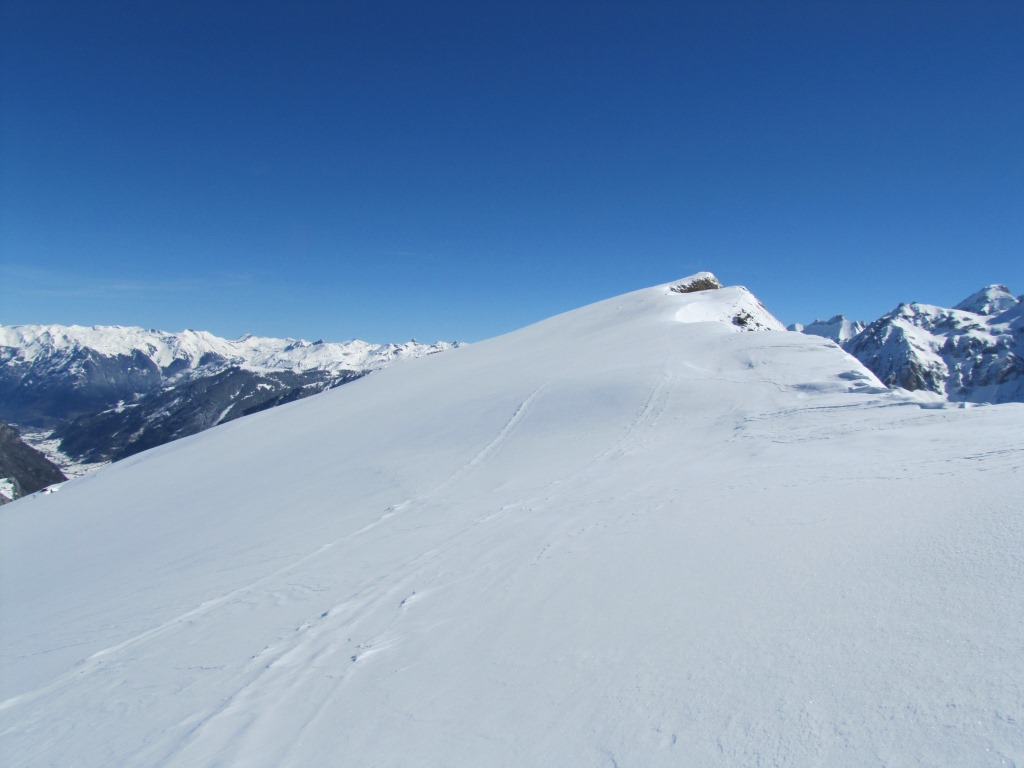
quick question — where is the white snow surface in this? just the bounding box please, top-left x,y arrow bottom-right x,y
0,324 -> 459,374
2,276 -> 1023,766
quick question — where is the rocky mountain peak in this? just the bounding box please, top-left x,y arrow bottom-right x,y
805,284 -> 1024,403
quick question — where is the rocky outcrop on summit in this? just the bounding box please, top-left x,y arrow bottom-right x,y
0,419 -> 66,504
667,273 -> 784,332
800,285 -> 1024,403
669,272 -> 723,293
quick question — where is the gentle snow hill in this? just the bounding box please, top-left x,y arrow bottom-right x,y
2,275 -> 1023,767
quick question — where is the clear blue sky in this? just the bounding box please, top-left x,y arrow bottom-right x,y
2,1 -> 1022,342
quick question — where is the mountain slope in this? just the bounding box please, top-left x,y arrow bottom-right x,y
0,420 -> 66,504
50,366 -> 365,464
843,286 -> 1023,402
2,276 -> 1022,767
0,324 -> 459,464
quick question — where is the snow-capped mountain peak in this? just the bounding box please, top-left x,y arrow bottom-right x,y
786,315 -> 866,343
788,283 -> 1023,404
842,295 -> 1022,402
953,284 -> 1019,316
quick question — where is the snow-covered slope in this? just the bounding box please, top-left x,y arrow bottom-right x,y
2,276 -> 1022,766
0,324 -> 460,465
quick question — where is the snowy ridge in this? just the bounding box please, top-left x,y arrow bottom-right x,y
1,274 -> 1022,766
0,324 -> 459,375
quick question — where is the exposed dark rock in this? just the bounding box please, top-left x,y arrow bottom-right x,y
732,311 -> 754,328
669,274 -> 723,294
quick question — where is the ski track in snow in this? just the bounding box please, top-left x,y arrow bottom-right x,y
7,366 -> 691,765
427,380 -> 553,498
0,379 -> 573,764
143,370 -> 687,764
0,510 -> 398,714
4,383 -> 558,702
590,369 -> 673,464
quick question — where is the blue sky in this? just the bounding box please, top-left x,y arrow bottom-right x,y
2,1 -> 1022,342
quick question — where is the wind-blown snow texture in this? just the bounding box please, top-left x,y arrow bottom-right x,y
2,277 -> 1022,766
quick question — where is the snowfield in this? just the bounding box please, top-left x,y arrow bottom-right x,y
2,276 -> 1022,766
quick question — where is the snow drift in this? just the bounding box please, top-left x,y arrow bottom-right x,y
2,275 -> 1022,766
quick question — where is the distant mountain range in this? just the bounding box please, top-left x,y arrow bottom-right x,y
0,325 -> 461,469
788,284 -> 1023,403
